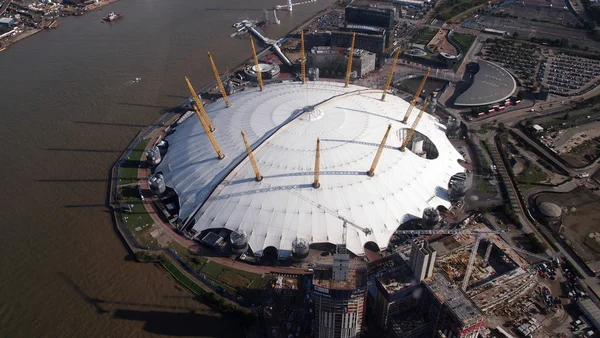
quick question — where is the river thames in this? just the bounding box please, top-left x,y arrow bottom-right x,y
0,0 -> 334,336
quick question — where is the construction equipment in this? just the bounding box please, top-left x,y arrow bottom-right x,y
193,104 -> 224,159
300,30 -> 306,85
249,37 -> 264,91
381,48 -> 401,101
207,52 -> 231,107
402,67 -> 431,124
313,138 -> 321,188
241,130 -> 262,181
400,96 -> 430,152
184,76 -> 215,131
344,33 -> 356,88
367,124 -> 392,177
291,190 -> 373,237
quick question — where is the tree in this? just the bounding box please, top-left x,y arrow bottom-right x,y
513,31 -> 520,39
517,90 -> 525,100
525,119 -> 533,127
563,113 -> 570,120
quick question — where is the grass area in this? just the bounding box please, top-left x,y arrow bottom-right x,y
219,270 -> 252,288
118,137 -> 150,185
161,258 -> 206,295
476,177 -> 491,193
517,162 -> 548,184
435,0 -> 488,21
411,27 -> 439,45
452,33 -> 476,52
200,261 -> 266,290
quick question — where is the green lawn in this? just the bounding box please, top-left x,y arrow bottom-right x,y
435,0 -> 488,21
200,261 -> 267,290
411,27 -> 439,45
452,33 -> 476,52
118,138 -> 150,185
517,163 -> 548,184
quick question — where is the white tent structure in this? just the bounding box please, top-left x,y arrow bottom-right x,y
156,81 -> 464,257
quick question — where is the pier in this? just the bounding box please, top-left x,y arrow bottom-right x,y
245,23 -> 292,67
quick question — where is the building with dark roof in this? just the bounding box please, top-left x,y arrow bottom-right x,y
454,60 -> 516,107
330,29 -> 388,54
345,6 -> 396,30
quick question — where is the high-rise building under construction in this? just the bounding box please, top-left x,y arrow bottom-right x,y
409,238 -> 437,281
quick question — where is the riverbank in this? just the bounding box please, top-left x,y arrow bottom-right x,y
107,3 -> 333,320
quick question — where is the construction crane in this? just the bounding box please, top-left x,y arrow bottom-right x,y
249,37 -> 264,91
184,76 -> 215,132
400,96 -> 430,152
291,190 -> 372,235
207,52 -> 231,108
381,48 -> 401,101
300,30 -> 306,84
193,104 -> 224,159
367,124 -> 392,177
394,227 -> 504,291
402,67 -> 431,124
241,130 -> 262,181
344,33 -> 356,88
313,138 -> 320,188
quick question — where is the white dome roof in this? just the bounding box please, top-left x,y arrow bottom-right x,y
156,81 -> 463,256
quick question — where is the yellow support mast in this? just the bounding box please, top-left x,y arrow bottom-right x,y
381,48 -> 401,101
402,67 -> 431,124
300,30 -> 306,84
193,104 -> 224,159
313,138 -> 321,188
400,97 -> 431,152
207,52 -> 231,107
367,124 -> 392,177
241,130 -> 263,181
249,37 -> 264,91
344,33 -> 356,88
185,76 -> 215,132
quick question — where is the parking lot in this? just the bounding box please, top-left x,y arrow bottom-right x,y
489,0 -> 582,28
462,15 -> 598,50
539,53 -> 600,95
480,39 -> 540,87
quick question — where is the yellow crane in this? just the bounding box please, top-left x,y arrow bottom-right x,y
400,97 -> 430,152
249,37 -> 264,91
344,33 -> 356,88
402,67 -> 431,124
184,76 -> 215,132
207,52 -> 231,107
367,124 -> 392,177
313,138 -> 320,188
300,30 -> 306,84
381,48 -> 401,101
193,103 -> 224,159
241,130 -> 262,181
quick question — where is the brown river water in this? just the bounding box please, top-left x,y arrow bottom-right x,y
0,0 -> 334,336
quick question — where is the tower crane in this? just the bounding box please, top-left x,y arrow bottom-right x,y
395,228 -> 505,236
344,33 -> 356,88
402,67 -> 431,124
290,190 -> 372,253
400,96 -> 430,152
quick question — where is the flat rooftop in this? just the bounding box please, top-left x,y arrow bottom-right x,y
377,258 -> 417,297
454,60 -> 516,107
424,272 -> 483,325
313,267 -> 367,290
